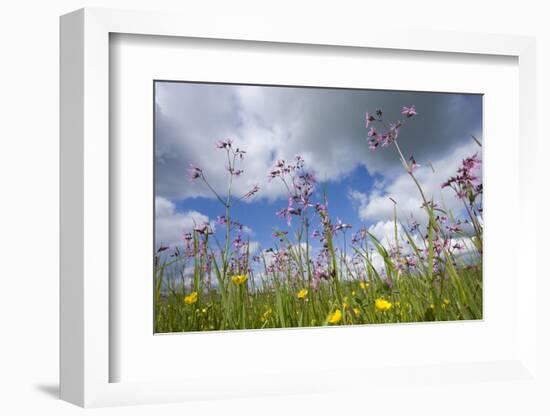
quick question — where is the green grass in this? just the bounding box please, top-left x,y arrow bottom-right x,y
154,249 -> 482,333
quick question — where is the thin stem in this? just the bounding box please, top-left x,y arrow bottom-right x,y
200,175 -> 227,208
393,140 -> 430,207
226,150 -> 237,207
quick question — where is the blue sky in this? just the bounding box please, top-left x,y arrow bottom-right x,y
154,82 -> 482,257
172,165 -> 382,254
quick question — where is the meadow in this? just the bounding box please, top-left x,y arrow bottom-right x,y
154,105 -> 483,333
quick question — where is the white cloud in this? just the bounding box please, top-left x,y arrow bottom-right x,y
368,220 -> 400,246
351,140 -> 481,228
242,225 -> 255,236
247,241 -> 260,254
348,189 -> 368,208
155,196 -> 210,249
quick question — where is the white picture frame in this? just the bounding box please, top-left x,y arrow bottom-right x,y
60,7 -> 538,408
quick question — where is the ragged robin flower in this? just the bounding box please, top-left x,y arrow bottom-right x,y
184,291 -> 198,305
401,105 -> 417,118
374,298 -> 392,312
297,288 -> 308,300
231,274 -> 248,286
328,309 -> 342,324
187,164 -> 202,181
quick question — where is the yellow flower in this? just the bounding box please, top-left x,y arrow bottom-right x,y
297,288 -> 308,300
184,291 -> 198,305
374,298 -> 392,312
443,298 -> 450,305
342,296 -> 349,309
351,291 -> 356,296
359,282 -> 370,290
328,309 -> 342,324
353,307 -> 360,316
261,308 -> 272,321
429,304 -> 435,309
231,274 -> 248,285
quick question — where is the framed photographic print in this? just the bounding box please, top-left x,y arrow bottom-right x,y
60,8 -> 540,408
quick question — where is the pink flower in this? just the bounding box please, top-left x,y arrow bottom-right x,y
235,148 -> 246,159
447,224 -> 462,233
216,139 -> 233,149
295,155 -> 305,169
227,167 -> 244,176
242,184 -> 260,199
276,197 -> 302,226
315,203 -> 328,216
404,255 -> 417,268
268,168 -> 280,180
194,222 -> 212,235
452,242 -> 464,251
365,112 -> 375,128
401,105 -> 417,117
187,164 -> 202,181
367,136 -> 379,150
409,155 -> 420,171
409,220 -> 420,232
334,218 -> 352,232
462,153 -> 481,171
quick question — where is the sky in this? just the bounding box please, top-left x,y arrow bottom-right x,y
154,81 -> 482,261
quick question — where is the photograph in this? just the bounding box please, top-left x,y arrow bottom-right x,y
153,81 -> 483,333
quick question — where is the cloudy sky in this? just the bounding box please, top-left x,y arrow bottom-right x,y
154,81 -> 482,256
